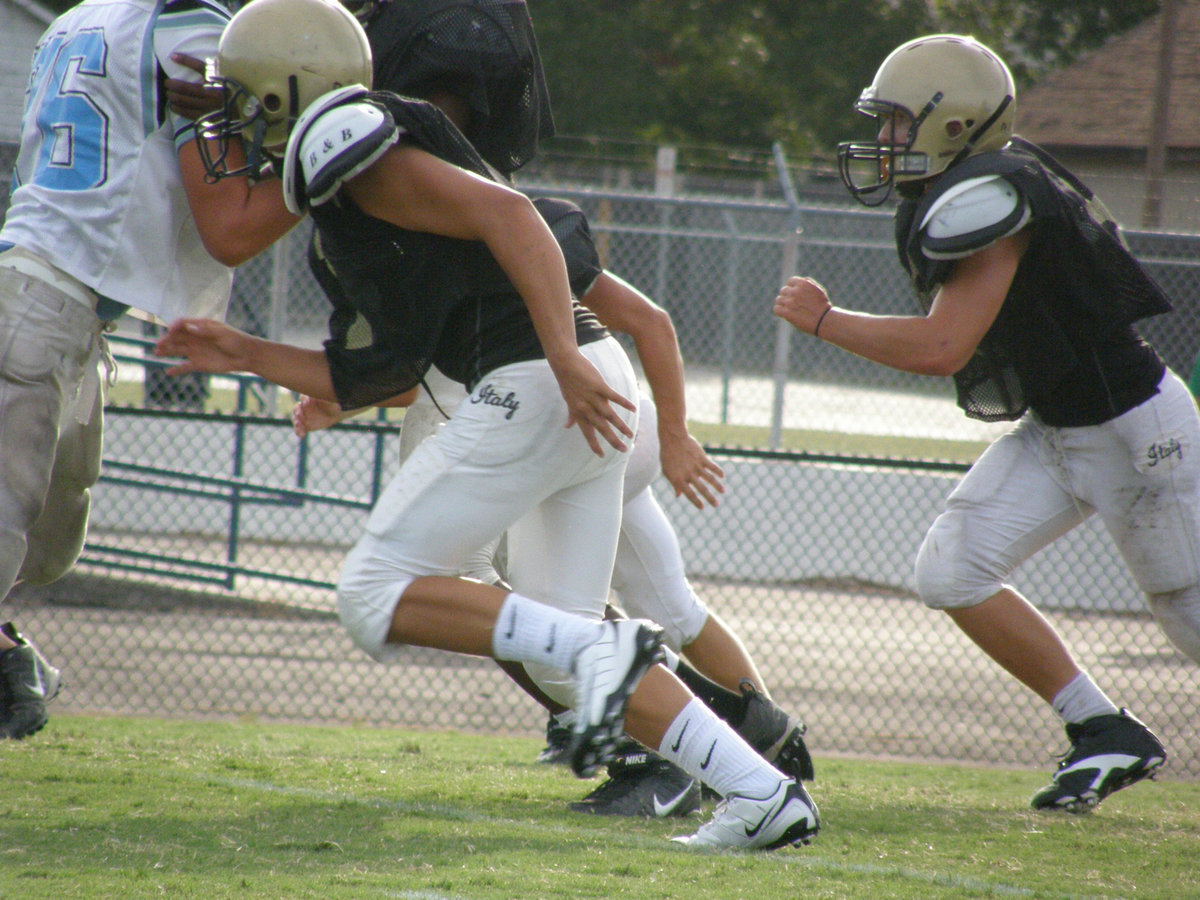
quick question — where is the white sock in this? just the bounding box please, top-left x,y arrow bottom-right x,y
491,592 -> 601,674
1051,672 -> 1119,725
657,697 -> 782,799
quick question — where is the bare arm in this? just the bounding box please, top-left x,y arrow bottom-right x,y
178,143 -> 301,267
292,388 -> 419,437
581,271 -> 724,509
168,54 -> 301,267
154,319 -> 337,402
772,229 -> 1028,376
343,145 -> 635,454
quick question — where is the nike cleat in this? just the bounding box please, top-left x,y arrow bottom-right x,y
537,710 -> 577,765
568,619 -> 664,779
0,622 -> 62,740
672,778 -> 819,851
734,680 -> 815,782
569,750 -> 700,818
1031,709 -> 1166,813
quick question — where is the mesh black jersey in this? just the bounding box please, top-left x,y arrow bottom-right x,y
896,138 -> 1170,425
307,93 -> 603,409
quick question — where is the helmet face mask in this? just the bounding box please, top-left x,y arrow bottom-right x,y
194,76 -> 280,182
837,34 -> 1015,207
838,98 -> 937,207
193,0 -> 373,182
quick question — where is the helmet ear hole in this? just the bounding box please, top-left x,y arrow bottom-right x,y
261,93 -> 282,114
945,119 -> 965,139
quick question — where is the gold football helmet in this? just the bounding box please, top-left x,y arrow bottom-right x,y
838,34 -> 1015,206
196,0 -> 373,180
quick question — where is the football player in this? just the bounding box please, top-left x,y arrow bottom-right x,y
0,0 -> 298,739
283,0 -> 816,820
774,34 -> 1198,812
156,0 -> 819,850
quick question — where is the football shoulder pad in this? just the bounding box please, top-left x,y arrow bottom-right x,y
918,175 -> 1031,260
282,86 -> 402,215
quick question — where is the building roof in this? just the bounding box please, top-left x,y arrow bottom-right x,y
1017,1 -> 1200,150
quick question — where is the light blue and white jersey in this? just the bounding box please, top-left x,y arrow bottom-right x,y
1,0 -> 234,322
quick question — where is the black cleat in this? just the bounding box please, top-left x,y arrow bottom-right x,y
734,680 -> 814,782
0,622 -> 62,740
569,750 -> 700,818
537,711 -> 576,765
1030,709 -> 1166,814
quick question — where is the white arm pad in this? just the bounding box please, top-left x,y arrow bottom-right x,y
919,175 -> 1031,260
282,87 -> 401,214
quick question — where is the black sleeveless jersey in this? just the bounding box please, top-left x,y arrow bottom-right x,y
895,137 -> 1170,425
305,91 -> 603,409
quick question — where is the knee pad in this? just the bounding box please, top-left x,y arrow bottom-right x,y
18,489 -> 89,586
914,511 -> 1004,610
1147,585 -> 1200,664
616,587 -> 706,651
19,395 -> 103,586
336,540 -> 416,663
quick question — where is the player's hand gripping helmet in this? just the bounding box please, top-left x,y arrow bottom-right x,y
195,0 -> 373,181
837,34 -> 1015,206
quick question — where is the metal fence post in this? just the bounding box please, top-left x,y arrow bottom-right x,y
769,143 -> 802,449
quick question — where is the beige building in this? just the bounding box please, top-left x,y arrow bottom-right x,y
1017,1 -> 1200,234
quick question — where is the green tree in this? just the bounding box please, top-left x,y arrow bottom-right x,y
536,0 -> 933,156
29,0 -> 1162,158
533,0 -> 1159,157
931,0 -> 1160,84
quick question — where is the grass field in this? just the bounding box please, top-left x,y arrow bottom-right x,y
3,717 -> 1197,899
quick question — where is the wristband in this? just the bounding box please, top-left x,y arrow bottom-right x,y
814,306 -> 832,338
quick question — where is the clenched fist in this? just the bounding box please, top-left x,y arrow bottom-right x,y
773,276 -> 832,337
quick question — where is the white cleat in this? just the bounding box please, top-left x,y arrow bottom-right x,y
672,779 -> 819,851
568,619 -> 664,778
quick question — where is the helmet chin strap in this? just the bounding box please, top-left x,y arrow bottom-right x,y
911,92 -> 943,136
286,74 -> 300,132
246,117 -> 268,178
946,94 -> 1013,170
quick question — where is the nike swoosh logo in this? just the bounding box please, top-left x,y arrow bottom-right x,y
699,740 -> 716,770
744,793 -> 786,839
670,720 -> 690,753
503,608 -> 517,641
545,624 -> 556,654
26,663 -> 45,699
1059,753 -> 1152,790
653,783 -> 695,817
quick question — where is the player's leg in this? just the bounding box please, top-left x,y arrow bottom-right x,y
339,347 -> 654,771
502,428 -> 819,847
1020,372 -> 1198,813
398,370 -> 568,713
1091,370 -> 1200,665
0,270 -> 97,738
610,485 -> 813,785
915,417 -> 1164,812
623,664 -> 819,850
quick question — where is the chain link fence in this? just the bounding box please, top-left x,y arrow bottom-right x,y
4,144 -> 1198,780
